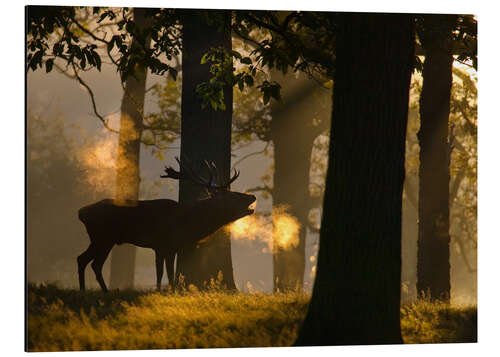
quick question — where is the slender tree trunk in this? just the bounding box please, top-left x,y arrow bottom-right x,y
295,13 -> 414,345
402,175 -> 418,302
270,71 -> 330,292
175,10 -> 236,290
416,15 -> 455,301
109,8 -> 150,290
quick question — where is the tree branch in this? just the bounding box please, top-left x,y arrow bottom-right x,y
246,185 -> 273,194
70,15 -> 110,45
231,142 -> 270,169
70,62 -> 119,134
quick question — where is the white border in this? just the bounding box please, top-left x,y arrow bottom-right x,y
6,1 -> 499,356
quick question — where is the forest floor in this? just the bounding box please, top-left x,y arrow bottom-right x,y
26,283 -> 477,351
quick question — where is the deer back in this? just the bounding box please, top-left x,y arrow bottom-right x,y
78,199 -> 181,249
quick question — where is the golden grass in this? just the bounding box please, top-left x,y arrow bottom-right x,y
27,283 -> 476,351
401,298 -> 477,343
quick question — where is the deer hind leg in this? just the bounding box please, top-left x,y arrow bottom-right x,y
165,252 -> 176,292
91,243 -> 113,292
155,250 -> 165,291
77,243 -> 96,291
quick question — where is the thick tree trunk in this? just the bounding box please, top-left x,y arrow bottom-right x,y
109,8 -> 150,290
417,15 -> 455,301
295,13 -> 414,345
175,10 -> 236,290
270,71 -> 330,292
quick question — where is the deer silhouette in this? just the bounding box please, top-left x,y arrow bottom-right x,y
77,157 -> 256,292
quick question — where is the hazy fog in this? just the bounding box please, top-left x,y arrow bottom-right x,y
27,44 -> 476,303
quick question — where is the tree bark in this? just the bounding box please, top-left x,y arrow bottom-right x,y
109,8 -> 150,290
402,175 -> 418,302
416,15 -> 455,301
175,10 -> 236,290
270,70 -> 330,292
295,13 -> 414,345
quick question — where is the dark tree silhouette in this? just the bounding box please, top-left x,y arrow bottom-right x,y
416,15 -> 457,301
175,10 -> 237,289
295,13 -> 414,345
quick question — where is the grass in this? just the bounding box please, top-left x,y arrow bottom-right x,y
26,283 -> 476,351
401,298 -> 477,344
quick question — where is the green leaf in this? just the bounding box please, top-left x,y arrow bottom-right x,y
169,67 -> 177,81
270,83 -> 281,100
29,50 -> 43,71
244,75 -> 254,87
200,53 -> 209,64
84,50 -> 94,67
45,59 -> 54,73
263,92 -> 270,105
53,42 -> 63,56
241,57 -> 252,65
231,50 -> 243,59
92,51 -> 102,71
210,100 -> 218,111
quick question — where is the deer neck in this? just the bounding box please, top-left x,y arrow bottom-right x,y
183,197 -> 232,242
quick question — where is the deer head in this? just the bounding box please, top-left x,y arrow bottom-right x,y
162,156 -> 256,221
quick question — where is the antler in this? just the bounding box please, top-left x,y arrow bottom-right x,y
226,168 -> 240,187
203,159 -> 240,189
161,157 -> 209,187
161,156 -> 240,190
160,158 -> 183,180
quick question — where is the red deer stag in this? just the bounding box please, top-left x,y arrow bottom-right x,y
77,157 -> 256,292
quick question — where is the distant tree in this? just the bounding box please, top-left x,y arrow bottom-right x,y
403,65 -> 478,301
448,67 -> 477,282
295,13 -> 414,345
415,14 -> 477,301
109,8 -> 152,290
230,11 -> 335,291
269,69 -> 330,291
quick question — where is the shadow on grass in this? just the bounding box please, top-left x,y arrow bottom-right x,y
434,305 -> 477,342
27,283 -> 153,319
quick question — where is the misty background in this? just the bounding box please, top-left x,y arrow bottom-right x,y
27,61 -> 316,293
26,34 -> 477,303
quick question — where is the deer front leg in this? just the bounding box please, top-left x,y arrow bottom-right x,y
91,243 -> 113,292
77,243 -> 96,291
155,250 -> 165,291
165,252 -> 176,292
